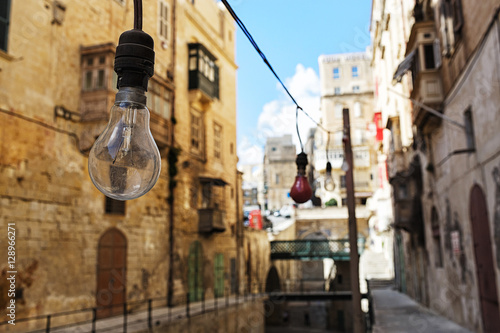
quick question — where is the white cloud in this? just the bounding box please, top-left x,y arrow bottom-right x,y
237,136 -> 264,166
238,64 -> 321,166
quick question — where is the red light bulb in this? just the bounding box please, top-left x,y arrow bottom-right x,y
290,174 -> 312,203
290,152 -> 312,204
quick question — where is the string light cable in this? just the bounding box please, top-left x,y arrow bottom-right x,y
220,0 -> 332,138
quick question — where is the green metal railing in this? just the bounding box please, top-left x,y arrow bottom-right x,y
270,238 -> 366,260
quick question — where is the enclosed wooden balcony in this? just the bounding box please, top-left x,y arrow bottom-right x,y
198,208 -> 226,233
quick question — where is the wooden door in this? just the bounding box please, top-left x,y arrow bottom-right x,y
470,185 -> 500,331
96,228 -> 127,318
188,241 -> 203,302
214,253 -> 224,298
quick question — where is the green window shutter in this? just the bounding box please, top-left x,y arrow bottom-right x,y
188,241 -> 203,302
214,253 -> 224,298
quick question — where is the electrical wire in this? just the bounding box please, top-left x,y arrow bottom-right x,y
134,0 -> 143,30
326,131 -> 331,162
220,0 -> 332,140
296,106 -> 304,151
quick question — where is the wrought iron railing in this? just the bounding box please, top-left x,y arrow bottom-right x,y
270,238 -> 366,260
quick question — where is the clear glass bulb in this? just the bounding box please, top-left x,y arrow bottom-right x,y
324,161 -> 335,191
341,158 -> 350,172
325,174 -> 335,191
88,87 -> 161,200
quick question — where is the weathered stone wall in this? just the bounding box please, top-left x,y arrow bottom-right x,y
0,0 -> 249,331
418,14 -> 500,331
142,300 -> 265,333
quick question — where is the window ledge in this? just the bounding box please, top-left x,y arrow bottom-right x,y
0,50 -> 19,61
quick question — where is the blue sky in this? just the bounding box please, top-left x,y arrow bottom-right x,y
229,0 -> 373,165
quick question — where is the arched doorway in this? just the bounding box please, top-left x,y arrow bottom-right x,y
188,241 -> 203,302
265,266 -> 281,293
469,184 -> 500,331
96,228 -> 127,318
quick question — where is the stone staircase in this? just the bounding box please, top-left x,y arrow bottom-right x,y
359,248 -> 394,293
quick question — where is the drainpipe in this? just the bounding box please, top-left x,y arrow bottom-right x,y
167,0 -> 177,308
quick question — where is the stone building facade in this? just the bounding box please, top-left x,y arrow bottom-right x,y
316,52 -> 376,208
0,0 -> 271,331
372,0 -> 500,331
263,135 -> 297,212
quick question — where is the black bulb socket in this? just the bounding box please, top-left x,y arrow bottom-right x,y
296,152 -> 309,174
114,29 -> 155,91
326,161 -> 332,174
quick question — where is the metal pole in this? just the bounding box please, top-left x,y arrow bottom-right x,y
123,302 -> 127,333
215,292 -> 218,315
45,315 -> 51,333
148,299 -> 153,329
92,308 -> 97,333
343,108 -> 364,333
202,290 -> 205,314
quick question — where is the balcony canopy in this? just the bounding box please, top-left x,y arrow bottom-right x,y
393,50 -> 416,84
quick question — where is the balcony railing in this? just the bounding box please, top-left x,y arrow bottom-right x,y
198,208 -> 225,233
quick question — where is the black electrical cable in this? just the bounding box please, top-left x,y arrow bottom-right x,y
134,0 -> 143,30
296,106 -> 304,151
326,131 -> 331,162
220,0 -> 332,137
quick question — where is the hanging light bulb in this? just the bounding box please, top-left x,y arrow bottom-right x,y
341,157 -> 349,172
88,30 -> 161,200
290,152 -> 313,204
324,161 -> 335,191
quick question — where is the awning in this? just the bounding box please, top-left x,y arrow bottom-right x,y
199,177 -> 227,186
392,50 -> 416,83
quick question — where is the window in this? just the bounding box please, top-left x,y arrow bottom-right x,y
423,44 -> 436,70
334,104 -> 343,119
352,66 -> 359,78
333,67 -> 340,79
230,258 -> 237,293
334,87 -> 341,95
190,109 -> 204,156
188,43 -> 219,99
214,122 -> 222,160
0,0 -> 11,52
147,79 -> 172,119
105,196 -> 125,215
201,181 -> 225,209
340,176 -> 346,188
354,102 -> 362,118
464,108 -> 475,150
398,183 -> 408,200
431,207 -> 443,267
439,0 -> 463,57
158,0 -> 170,41
81,54 -> 113,92
353,129 -> 365,145
275,174 -> 280,185
352,86 -> 360,93
333,131 -> 343,146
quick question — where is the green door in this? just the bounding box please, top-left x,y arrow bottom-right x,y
188,241 -> 203,302
214,253 -> 224,298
